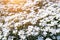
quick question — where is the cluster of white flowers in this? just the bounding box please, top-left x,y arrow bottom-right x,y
0,0 -> 60,40
39,2 -> 60,34
18,26 -> 40,40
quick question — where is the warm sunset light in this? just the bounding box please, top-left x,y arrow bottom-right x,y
10,0 -> 26,4
0,0 -> 27,15
0,0 -> 26,4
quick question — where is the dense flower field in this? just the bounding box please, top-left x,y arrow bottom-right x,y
0,0 -> 60,40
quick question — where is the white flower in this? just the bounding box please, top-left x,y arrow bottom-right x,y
28,26 -> 33,31
56,29 -> 60,33
20,35 -> 26,39
22,20 -> 30,24
49,28 -> 56,34
40,12 -> 48,18
43,31 -> 47,36
46,6 -> 56,12
26,31 -> 31,36
44,27 -> 50,31
30,30 -> 38,36
13,30 -> 17,34
50,21 -> 58,26
2,28 -> 10,36
18,30 -> 25,35
34,32 -> 39,36
8,36 -> 14,40
45,38 -> 52,40
2,37 -> 7,40
34,26 -> 40,31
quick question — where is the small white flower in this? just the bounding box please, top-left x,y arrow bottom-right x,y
49,28 -> 56,34
34,32 -> 39,35
28,26 -> 33,30
13,30 -> 17,34
44,27 -> 50,31
20,35 -> 26,39
2,28 -> 10,36
2,37 -> 7,40
43,31 -> 47,36
45,38 -> 52,40
34,26 -> 40,31
8,36 -> 14,40
56,29 -> 60,33
18,30 -> 25,35
26,31 -> 31,36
